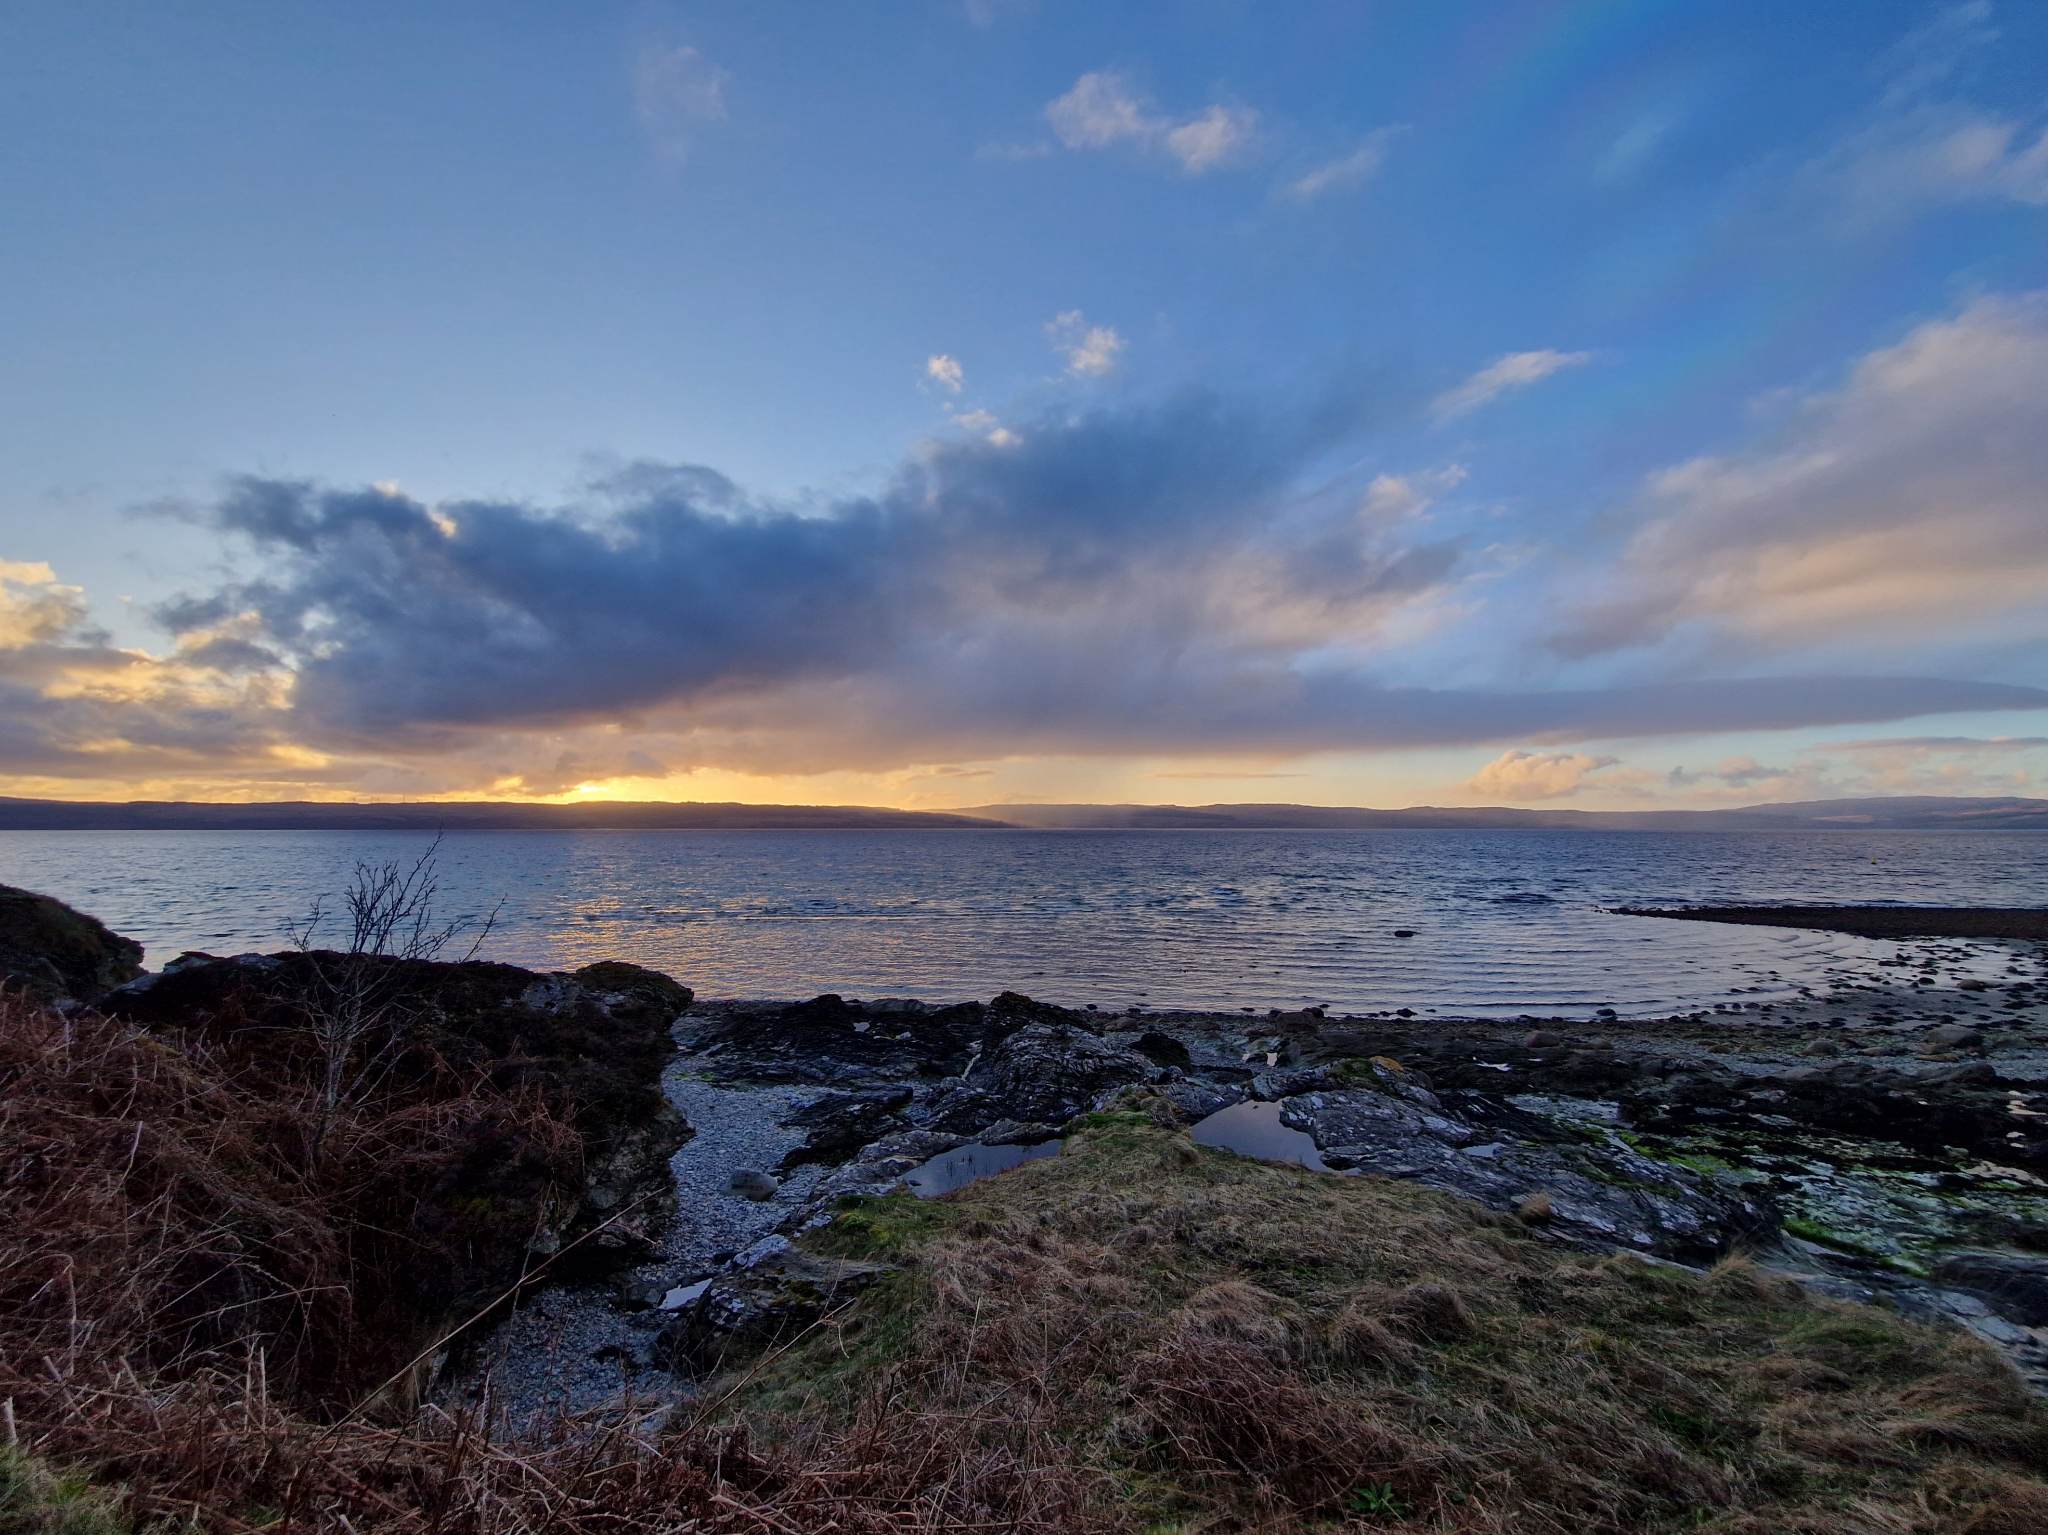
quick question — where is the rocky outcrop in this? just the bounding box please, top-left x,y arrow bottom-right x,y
680,993 -> 1019,1086
925,1019 -> 1166,1134
778,1087 -> 914,1171
0,885 -> 143,1002
654,1235 -> 893,1372
1269,1059 -> 1774,1264
105,949 -> 694,1264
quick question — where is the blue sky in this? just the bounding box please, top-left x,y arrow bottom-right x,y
2,0 -> 2045,807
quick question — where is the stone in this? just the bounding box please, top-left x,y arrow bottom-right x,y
727,1169 -> 781,1201
777,1087 -> 914,1171
1277,1089 -> 1773,1263
654,1244 -> 893,1372
1933,1252 -> 2048,1327
924,1020 -> 1162,1134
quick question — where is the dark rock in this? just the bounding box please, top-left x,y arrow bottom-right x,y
978,1117 -> 1060,1146
1920,1024 -> 1985,1052
924,1021 -> 1162,1134
1933,1252 -> 2048,1327
104,949 -> 692,1260
777,1087 -> 914,1171
1131,1030 -> 1192,1069
680,995 -> 1019,1087
1523,1030 -> 1564,1049
0,885 -> 144,1002
1155,1079 -> 1245,1124
654,1236 -> 891,1372
1277,1088 -> 1773,1263
727,1169 -> 781,1201
1250,1065 -> 1333,1101
795,1128 -> 973,1218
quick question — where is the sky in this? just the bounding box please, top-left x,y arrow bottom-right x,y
1,0 -> 2046,811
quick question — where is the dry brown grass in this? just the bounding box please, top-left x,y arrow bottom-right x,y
8,1001 -> 2046,1535
737,1105 -> 2048,1534
0,994 -> 1117,1531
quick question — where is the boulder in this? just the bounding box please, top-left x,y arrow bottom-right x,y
777,1087 -> 915,1171
654,1237 -> 892,1372
0,885 -> 144,1002
1933,1252 -> 2048,1328
925,1020 -> 1163,1133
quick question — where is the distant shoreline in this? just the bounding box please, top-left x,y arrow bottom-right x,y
2,792 -> 2045,833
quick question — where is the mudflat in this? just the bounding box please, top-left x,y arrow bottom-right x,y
1616,904 -> 2048,941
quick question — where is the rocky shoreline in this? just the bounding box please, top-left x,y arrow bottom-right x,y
425,922 -> 2048,1420
7,880 -> 2048,1525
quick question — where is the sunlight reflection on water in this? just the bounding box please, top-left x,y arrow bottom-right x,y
1,827 -> 2039,1019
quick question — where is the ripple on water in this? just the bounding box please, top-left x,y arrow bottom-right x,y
0,827 -> 2039,1018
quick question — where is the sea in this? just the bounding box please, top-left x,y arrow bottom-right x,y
3,827 -> 2044,1019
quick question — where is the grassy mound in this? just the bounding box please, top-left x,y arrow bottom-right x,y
732,1106 -> 2048,1533
0,884 -> 143,1001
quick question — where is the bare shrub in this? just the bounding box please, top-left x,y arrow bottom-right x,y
284,833 -> 501,1163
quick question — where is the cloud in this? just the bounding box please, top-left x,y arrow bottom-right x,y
1666,756 -> 1795,789
634,42 -> 729,162
1282,128 -> 1404,202
1043,71 -> 1258,175
1554,290 -> 2048,659
0,562 -> 92,649
1466,749 -> 1620,801
1432,350 -> 1593,420
1163,104 -> 1260,173
1827,735 -> 2048,753
926,354 -> 965,393
9,380 -> 2047,798
1046,310 -> 1126,378
1804,4 -> 2047,219
948,408 -> 1016,446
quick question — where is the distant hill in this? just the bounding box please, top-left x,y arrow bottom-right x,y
1,794 -> 2043,833
959,795 -> 2048,831
0,798 -> 1009,831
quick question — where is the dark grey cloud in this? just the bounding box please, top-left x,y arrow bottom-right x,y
7,384 -> 2044,789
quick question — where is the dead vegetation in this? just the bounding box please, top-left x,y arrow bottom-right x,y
735,1106 -> 2048,1533
4,998 -> 2045,1533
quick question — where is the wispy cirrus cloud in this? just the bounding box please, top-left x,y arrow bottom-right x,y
633,40 -> 729,163
1431,350 -> 1593,420
1803,1 -> 2047,220
1554,290 -> 2048,660
1282,128 -> 1406,202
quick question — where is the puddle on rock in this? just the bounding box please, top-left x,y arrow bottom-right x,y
906,1138 -> 1063,1197
1191,1100 -> 1348,1174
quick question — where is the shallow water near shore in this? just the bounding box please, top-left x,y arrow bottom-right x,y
3,825 -> 2043,1018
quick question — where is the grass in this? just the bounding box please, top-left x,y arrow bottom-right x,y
7,987 -> 2047,1534
0,1446 -> 134,1535
727,1098 -> 2048,1534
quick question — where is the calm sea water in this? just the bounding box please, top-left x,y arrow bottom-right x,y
3,828 -> 2043,1018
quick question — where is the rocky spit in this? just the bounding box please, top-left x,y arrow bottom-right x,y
446,927 -> 2048,1421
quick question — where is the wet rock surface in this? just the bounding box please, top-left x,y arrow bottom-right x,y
452,927 -> 2048,1412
